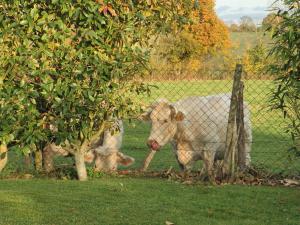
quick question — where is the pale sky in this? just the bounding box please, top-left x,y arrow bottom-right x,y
215,0 -> 276,24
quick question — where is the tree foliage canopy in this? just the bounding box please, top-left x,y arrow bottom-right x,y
187,0 -> 231,55
0,0 -> 193,153
269,0 -> 300,155
150,0 -> 231,79
262,12 -> 282,31
239,16 -> 256,32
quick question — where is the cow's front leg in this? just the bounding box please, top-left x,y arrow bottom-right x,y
176,142 -> 194,172
170,141 -> 185,171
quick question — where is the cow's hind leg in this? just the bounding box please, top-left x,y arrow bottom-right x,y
175,154 -> 185,171
177,150 -> 194,172
244,124 -> 252,168
202,150 -> 216,184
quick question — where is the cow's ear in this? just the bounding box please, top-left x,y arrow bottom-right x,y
117,152 -> 135,166
175,111 -> 185,121
170,105 -> 185,121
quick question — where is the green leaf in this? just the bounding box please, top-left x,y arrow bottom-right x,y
20,20 -> 28,25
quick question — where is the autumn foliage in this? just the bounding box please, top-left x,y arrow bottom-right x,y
187,0 -> 231,54
150,0 -> 231,79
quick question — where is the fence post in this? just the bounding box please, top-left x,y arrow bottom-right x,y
222,64 -> 243,181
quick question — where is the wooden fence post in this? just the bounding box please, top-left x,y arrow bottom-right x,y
222,64 -> 243,181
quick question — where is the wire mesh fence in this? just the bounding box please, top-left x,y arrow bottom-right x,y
1,67 -> 299,180
115,68 -> 300,178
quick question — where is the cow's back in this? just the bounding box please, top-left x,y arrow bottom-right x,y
174,94 -> 231,123
173,94 -> 251,150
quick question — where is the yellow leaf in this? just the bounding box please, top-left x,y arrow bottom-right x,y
107,6 -> 117,17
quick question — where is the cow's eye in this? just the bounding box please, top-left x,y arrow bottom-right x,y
163,119 -> 168,123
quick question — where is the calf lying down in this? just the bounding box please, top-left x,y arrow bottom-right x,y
43,120 -> 134,172
143,94 -> 252,179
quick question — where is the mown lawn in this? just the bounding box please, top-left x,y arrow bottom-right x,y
0,178 -> 299,225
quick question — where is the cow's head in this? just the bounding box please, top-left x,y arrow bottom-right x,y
84,150 -> 134,172
142,99 -> 185,151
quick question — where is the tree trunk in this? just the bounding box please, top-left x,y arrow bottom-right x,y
222,64 -> 243,180
24,153 -> 32,170
43,144 -> 55,173
0,145 -> 8,172
34,150 -> 43,172
75,151 -> 88,181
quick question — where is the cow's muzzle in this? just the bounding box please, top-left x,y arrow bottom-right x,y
147,139 -> 160,151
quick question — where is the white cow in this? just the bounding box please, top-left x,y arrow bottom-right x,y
143,94 -> 252,180
84,120 -> 134,171
43,120 -> 134,172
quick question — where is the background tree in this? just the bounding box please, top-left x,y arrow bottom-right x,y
150,0 -> 231,79
239,16 -> 257,32
261,12 -> 282,31
242,42 -> 273,79
229,23 -> 240,32
0,0 -> 193,180
188,0 -> 231,55
269,0 -> 300,156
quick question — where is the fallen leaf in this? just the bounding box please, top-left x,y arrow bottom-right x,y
165,221 -> 175,225
283,179 -> 299,186
107,5 -> 117,17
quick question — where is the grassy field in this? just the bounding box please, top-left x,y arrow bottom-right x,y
0,179 -> 299,225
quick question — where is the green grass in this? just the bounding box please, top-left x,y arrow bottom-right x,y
0,178 -> 299,225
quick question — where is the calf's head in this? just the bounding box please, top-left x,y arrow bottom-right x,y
142,99 -> 185,150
